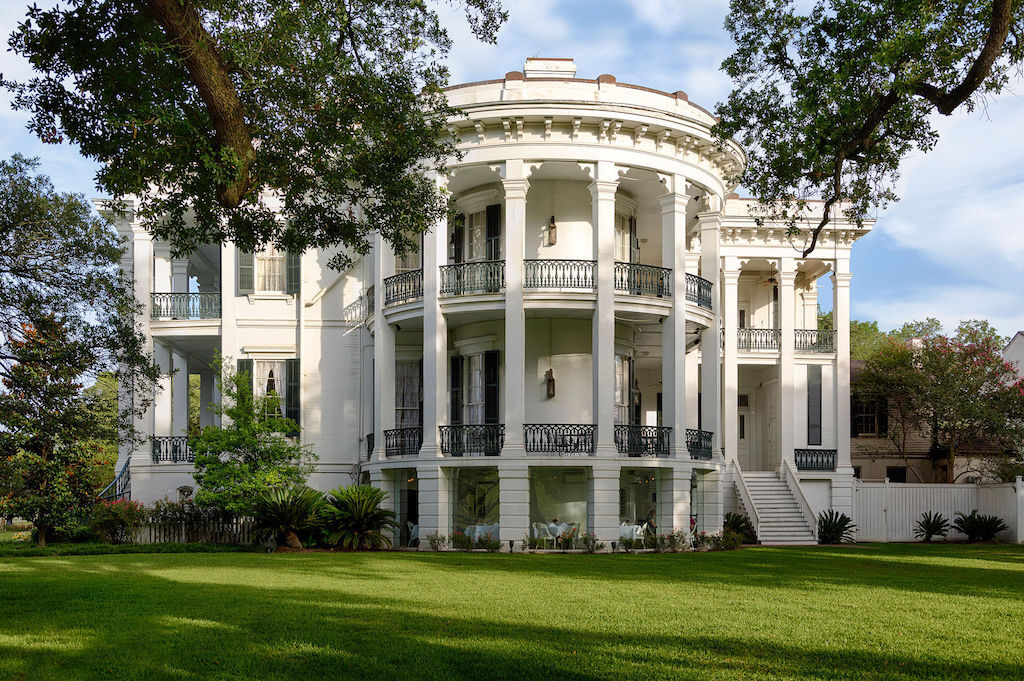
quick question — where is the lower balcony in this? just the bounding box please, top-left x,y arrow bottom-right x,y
524,424 -> 595,455
737,328 -> 781,351
614,425 -> 671,457
686,429 -> 713,460
795,448 -> 837,471
384,427 -> 422,457
151,292 -> 221,320
685,273 -> 713,309
439,424 -> 505,456
795,329 -> 836,353
614,262 -> 671,298
151,435 -> 193,463
384,270 -> 423,306
440,261 -> 505,296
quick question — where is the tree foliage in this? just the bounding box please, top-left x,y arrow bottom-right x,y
3,0 -> 506,268
715,0 -> 1024,255
190,356 -> 316,515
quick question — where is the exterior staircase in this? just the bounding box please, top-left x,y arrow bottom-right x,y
738,471 -> 816,545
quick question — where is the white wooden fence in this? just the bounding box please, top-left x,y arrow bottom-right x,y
135,518 -> 254,545
853,477 -> 1024,543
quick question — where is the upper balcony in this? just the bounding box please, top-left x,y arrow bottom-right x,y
150,292 -> 222,336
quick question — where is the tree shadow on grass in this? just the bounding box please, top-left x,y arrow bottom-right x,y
1,552 -> 1022,681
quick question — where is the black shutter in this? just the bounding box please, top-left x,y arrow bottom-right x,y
285,358 -> 300,436
286,251 -> 301,295
697,392 -> 702,431
237,250 -> 254,295
450,355 -> 464,425
451,214 -> 465,264
485,204 -> 501,261
807,364 -> 822,446
484,350 -> 499,424
878,398 -> 888,437
629,215 -> 639,263
418,358 -> 424,429
628,356 -> 639,425
237,358 -> 254,412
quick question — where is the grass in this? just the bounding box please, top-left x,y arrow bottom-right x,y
1,544 -> 1022,680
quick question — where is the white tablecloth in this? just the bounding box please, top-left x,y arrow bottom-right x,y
619,524 -> 641,539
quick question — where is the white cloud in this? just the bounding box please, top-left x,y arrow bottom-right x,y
857,284 -> 1024,339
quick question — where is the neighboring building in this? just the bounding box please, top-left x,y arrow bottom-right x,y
105,59 -> 871,546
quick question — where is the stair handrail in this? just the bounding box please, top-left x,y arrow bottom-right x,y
781,459 -> 818,541
99,458 -> 131,502
731,460 -> 761,536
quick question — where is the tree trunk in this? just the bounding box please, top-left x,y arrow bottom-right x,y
947,446 -> 958,484
282,530 -> 302,549
36,524 -> 47,548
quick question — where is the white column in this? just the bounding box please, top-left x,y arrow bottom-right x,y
369,469 -> 399,545
590,462 -> 619,546
171,258 -> 189,293
699,212 -> 723,455
833,260 -> 852,470
590,162 -> 619,457
126,226 -> 154,463
153,243 -> 172,292
502,162 -> 529,456
721,259 -> 740,462
421,176 -> 449,458
802,287 -> 819,329
171,350 -> 189,436
416,464 -> 449,548
661,179 -> 689,457
153,342 -> 172,437
199,370 -> 215,428
374,234 -> 396,461
778,257 -> 796,467
499,464 -> 529,548
659,467 -> 691,534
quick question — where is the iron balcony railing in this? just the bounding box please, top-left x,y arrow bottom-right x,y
98,459 -> 131,502
614,262 -> 671,298
614,425 -> 671,457
151,292 -> 221,320
523,259 -> 596,290
795,329 -> 836,353
384,427 -> 422,457
383,270 -> 423,306
524,424 -> 595,455
151,436 -> 194,463
685,273 -> 713,309
795,449 -> 837,471
686,429 -> 714,460
439,260 -> 505,296
737,328 -> 781,351
439,424 -> 505,456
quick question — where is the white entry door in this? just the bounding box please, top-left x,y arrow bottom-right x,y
764,379 -> 779,469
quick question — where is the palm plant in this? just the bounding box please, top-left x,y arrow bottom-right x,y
724,512 -> 755,542
323,485 -> 397,550
253,485 -> 324,549
817,510 -> 856,544
953,509 -> 1009,542
913,511 -> 950,542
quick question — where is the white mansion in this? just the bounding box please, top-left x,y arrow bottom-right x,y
106,59 -> 870,546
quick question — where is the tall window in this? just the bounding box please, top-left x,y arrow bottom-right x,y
807,365 -> 822,446
614,213 -> 634,262
466,210 -> 487,262
254,360 -> 287,419
614,354 -> 630,425
450,351 -> 499,425
256,245 -> 286,292
395,360 -> 422,428
395,248 -> 420,273
465,353 -> 485,424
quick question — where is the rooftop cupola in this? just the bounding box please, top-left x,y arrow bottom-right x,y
523,58 -> 577,78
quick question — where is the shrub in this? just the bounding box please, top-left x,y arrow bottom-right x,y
580,531 -> 605,553
556,526 -> 579,550
818,510 -> 857,544
426,531 -> 447,551
90,499 -> 147,544
619,536 -> 642,552
253,485 -> 324,549
522,532 -> 545,551
147,498 -> 234,543
31,523 -> 97,544
322,485 -> 396,550
451,531 -> 474,551
914,511 -> 950,542
475,532 -> 501,552
719,530 -> 743,550
665,530 -> 688,553
953,509 -> 1008,542
724,512 -> 755,542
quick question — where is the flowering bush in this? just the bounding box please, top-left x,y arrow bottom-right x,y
426,531 -> 447,551
91,499 -> 146,543
619,536 -> 642,552
580,531 -> 605,553
450,530 -> 474,551
666,530 -> 688,552
475,532 -> 501,552
556,526 -> 578,550
522,532 -> 545,551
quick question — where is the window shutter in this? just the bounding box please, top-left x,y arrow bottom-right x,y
628,355 -> 639,425
878,398 -> 888,437
285,358 -> 300,436
485,204 -> 501,261
483,350 -> 499,424
450,213 -> 465,264
807,364 -> 822,446
237,359 -> 254,412
237,250 -> 254,295
286,251 -> 301,295
450,355 -> 464,425
629,216 -> 639,263
418,358 -> 424,429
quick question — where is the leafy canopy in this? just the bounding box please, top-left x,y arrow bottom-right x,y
3,0 -> 506,268
190,355 -> 316,515
715,0 -> 1024,255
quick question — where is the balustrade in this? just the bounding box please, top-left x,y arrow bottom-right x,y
614,425 -> 671,457
151,292 -> 221,320
614,262 -> 671,298
794,449 -> 837,471
439,261 -> 506,296
523,259 -> 596,290
795,329 -> 836,353
439,424 -> 505,456
686,429 -> 713,460
383,270 -> 423,306
151,436 -> 193,463
384,427 -> 422,457
524,424 -> 595,455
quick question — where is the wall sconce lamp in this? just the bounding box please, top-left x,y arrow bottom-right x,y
545,369 -> 556,399
547,215 -> 557,246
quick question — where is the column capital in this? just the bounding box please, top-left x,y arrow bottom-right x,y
696,211 -> 723,229
501,178 -> 530,200
778,270 -> 798,285
659,191 -> 690,214
722,269 -> 741,284
831,272 -> 853,287
588,179 -> 619,200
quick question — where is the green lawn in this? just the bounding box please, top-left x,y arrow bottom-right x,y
1,544 -> 1022,680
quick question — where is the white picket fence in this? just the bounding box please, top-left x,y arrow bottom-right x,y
135,518 -> 254,545
853,477 -> 1024,543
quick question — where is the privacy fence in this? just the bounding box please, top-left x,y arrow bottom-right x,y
853,477 -> 1024,543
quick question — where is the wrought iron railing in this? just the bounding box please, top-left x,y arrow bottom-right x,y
384,427 -> 422,457
795,329 -> 836,353
151,436 -> 194,463
524,424 -> 595,455
795,449 -> 837,471
614,425 -> 671,457
98,459 -> 131,501
439,260 -> 505,296
737,328 -> 781,351
365,433 -> 374,460
614,262 -> 671,297
685,273 -> 713,309
383,270 -> 423,306
439,424 -> 505,456
686,429 -> 713,460
523,259 -> 596,290
151,292 -> 221,320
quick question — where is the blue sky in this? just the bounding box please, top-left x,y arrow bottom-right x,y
3,0 -> 1023,337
